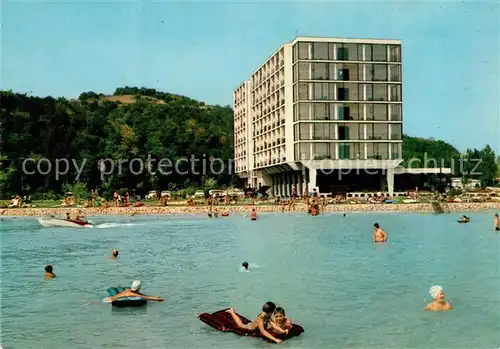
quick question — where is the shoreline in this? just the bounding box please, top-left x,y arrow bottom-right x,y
1,202 -> 498,217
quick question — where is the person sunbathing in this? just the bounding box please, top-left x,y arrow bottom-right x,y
106,280 -> 164,303
226,302 -> 287,343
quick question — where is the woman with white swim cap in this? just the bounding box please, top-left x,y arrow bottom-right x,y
424,285 -> 452,311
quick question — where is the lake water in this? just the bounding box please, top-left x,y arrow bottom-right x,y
1,211 -> 499,348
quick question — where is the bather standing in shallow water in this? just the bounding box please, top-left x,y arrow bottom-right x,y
494,213 -> 499,231
425,285 -> 452,311
373,223 -> 387,243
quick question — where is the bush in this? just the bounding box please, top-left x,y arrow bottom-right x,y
446,188 -> 463,197
62,182 -> 88,201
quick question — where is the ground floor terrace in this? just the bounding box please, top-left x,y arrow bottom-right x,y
239,166 -> 452,197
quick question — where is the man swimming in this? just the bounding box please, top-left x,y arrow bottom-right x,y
44,265 -> 56,280
242,262 -> 249,270
458,215 -> 470,223
106,280 -> 164,303
111,249 -> 119,259
425,285 -> 452,311
373,223 -> 387,243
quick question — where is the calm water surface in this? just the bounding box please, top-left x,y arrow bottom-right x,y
1,211 -> 499,348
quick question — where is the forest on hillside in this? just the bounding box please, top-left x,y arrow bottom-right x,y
0,87 -> 497,199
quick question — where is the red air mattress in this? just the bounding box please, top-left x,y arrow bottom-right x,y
198,308 -> 304,343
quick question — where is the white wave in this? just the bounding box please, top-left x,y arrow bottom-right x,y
95,222 -> 140,229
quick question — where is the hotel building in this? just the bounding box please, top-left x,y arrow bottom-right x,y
233,36 -> 403,196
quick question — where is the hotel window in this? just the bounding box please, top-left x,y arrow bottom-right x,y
337,68 -> 350,81
390,104 -> 402,121
336,46 -> 348,60
389,85 -> 401,101
313,143 -> 331,159
391,124 -> 402,140
337,87 -> 349,101
298,102 -> 310,120
313,103 -> 329,120
293,44 -> 298,63
312,63 -> 329,80
298,42 -> 310,60
366,104 -> 388,121
313,42 -> 329,60
389,45 -> 401,62
298,62 -> 310,79
338,105 -> 351,120
339,143 -> 350,159
389,64 -> 401,82
313,82 -> 329,100
372,44 -> 387,62
298,83 -> 309,100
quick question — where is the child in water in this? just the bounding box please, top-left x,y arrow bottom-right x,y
273,307 -> 292,331
226,302 -> 288,344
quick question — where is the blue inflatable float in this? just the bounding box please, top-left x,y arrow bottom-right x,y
107,287 -> 147,307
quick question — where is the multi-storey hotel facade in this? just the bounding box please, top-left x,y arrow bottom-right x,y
233,36 -> 403,196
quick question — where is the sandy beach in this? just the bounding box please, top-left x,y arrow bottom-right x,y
1,202 -> 498,217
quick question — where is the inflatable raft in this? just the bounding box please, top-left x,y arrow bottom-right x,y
106,287 -> 147,307
198,308 -> 304,343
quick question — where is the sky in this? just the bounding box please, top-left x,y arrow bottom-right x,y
2,0 -> 499,153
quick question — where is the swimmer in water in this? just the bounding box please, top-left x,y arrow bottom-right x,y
250,208 -> 257,220
111,249 -> 119,259
44,265 -> 56,280
106,280 -> 164,303
458,215 -> 470,223
226,302 -> 288,344
242,262 -> 249,270
273,307 -> 292,331
373,223 -> 387,243
494,213 -> 499,231
424,285 -> 452,311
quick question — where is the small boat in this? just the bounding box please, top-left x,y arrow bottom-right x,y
38,217 -> 94,228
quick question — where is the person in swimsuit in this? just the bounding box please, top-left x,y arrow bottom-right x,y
226,302 -> 287,343
373,223 -> 387,243
273,307 -> 292,331
44,265 -> 56,280
113,191 -> 119,207
242,262 -> 249,270
250,208 -> 257,220
106,280 -> 164,303
424,285 -> 452,311
494,213 -> 499,231
111,249 -> 119,260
